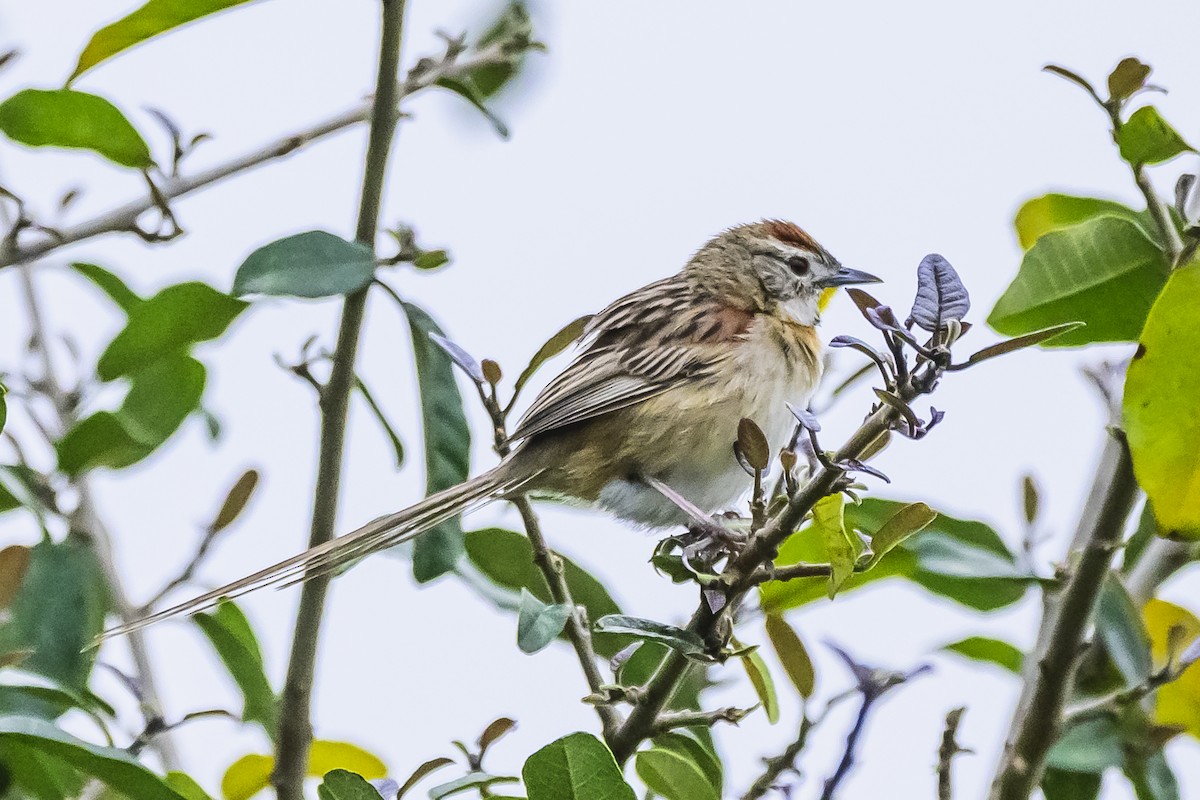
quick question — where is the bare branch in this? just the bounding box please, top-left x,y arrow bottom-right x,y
938,707 -> 970,800
651,706 -> 751,736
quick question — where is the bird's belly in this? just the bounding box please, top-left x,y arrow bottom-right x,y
595,346 -> 819,529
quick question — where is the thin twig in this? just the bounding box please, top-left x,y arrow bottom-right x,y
138,524 -> 229,612
740,716 -> 815,800
272,2 -> 408,797
937,707 -> 969,800
650,706 -> 750,735
0,39 -> 516,270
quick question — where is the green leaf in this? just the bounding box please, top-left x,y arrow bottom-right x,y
739,646 -> 779,723
1124,260 -> 1200,539
429,772 -> 518,799
354,376 -> 404,469
955,323 -> 1086,369
1125,749 -> 1181,800
593,616 -> 708,660
71,263 -> 143,313
650,733 -> 721,793
764,613 -> 815,697
940,636 -> 1024,674
1046,716 -> 1124,773
396,757 -> 454,799
516,588 -> 571,654
467,1 -> 534,98
208,469 -> 260,533
97,282 -> 247,380
1119,106 -> 1196,166
512,315 -> 592,398
1013,194 -> 1145,250
522,732 -> 635,800
317,769 -> 383,800
463,528 -> 623,656
0,466 -> 53,520
864,502 -> 937,568
233,231 -> 376,299
165,772 -> 214,800
193,602 -> 276,737
1096,575 -> 1153,686
813,494 -> 854,598
635,747 -> 719,800
1108,57 -> 1152,103
400,302 -> 471,582
0,539 -> 108,690
435,77 -> 509,138
0,89 -> 152,168
57,355 -> 206,475
0,716 -> 188,799
70,0 -> 257,82
0,679 -> 114,726
1041,768 -> 1101,800
989,216 -> 1171,345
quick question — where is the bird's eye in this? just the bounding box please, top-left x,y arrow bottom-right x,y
788,256 -> 811,275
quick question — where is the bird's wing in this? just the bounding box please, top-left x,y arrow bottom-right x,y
510,277 -> 755,441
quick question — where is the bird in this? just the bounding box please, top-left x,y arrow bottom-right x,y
105,220 -> 879,637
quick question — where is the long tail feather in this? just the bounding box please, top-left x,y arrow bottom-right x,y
98,466 -> 536,643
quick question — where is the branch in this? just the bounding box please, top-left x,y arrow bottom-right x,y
937,707 -> 969,800
272,2 -> 408,797
0,39 -> 516,271
650,706 -> 750,736
512,495 -> 622,740
739,715 -> 815,800
988,425 -> 1139,800
137,523 -> 229,612
12,260 -> 181,770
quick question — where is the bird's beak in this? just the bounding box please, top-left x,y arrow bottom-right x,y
816,266 -> 883,289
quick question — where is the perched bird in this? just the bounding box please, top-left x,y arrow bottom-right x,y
108,220 -> 878,636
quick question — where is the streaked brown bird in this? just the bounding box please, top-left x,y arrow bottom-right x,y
107,220 -> 879,637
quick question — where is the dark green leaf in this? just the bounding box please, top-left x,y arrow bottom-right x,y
55,412 -> 152,475
1047,715 -> 1124,772
1013,193 -> 1145,250
400,302 -> 470,582
764,613 -> 815,697
395,757 -> 454,799
1108,57 -> 1152,102
233,231 -> 376,299
635,747 -> 718,800
467,1 -> 534,98
1119,106 -> 1195,166
0,466 -> 54,519
739,646 -> 779,723
956,323 -> 1086,369
463,528 -> 623,656
593,616 -> 708,660
1096,575 -> 1153,686
1122,503 -> 1158,575
1042,64 -> 1101,101
71,263 -> 142,313
516,589 -> 571,654
989,216 -> 1171,346
70,0 -> 257,81
97,282 -> 247,380
354,376 -> 404,469
1125,749 -> 1180,800
429,772 -> 517,799
435,76 -> 509,138
940,636 -> 1024,674
0,716 -> 187,799
522,732 -> 635,800
209,469 -> 260,533
1124,261 -> 1200,539
1041,767 -> 1101,800
0,539 -> 108,689
412,250 -> 449,271
0,680 -> 114,724
193,601 -> 276,738
317,769 -> 382,800
0,89 -> 151,168
165,772 -> 214,800
512,315 -> 593,398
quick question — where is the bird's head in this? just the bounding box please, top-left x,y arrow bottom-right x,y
686,219 -> 881,325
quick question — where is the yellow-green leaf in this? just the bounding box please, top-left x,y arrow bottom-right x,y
813,494 -> 854,598
865,502 -> 937,568
71,0 -> 258,82
764,613 -> 815,697
221,742 -> 385,800
1143,599 -> 1200,739
739,646 -> 779,723
1013,194 -> 1144,250
1124,261 -> 1200,539
1118,106 -> 1196,166
0,88 -> 151,168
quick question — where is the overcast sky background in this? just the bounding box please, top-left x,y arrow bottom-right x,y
2,1 -> 1199,798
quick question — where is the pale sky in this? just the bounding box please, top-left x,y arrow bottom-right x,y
1,1 -> 1198,798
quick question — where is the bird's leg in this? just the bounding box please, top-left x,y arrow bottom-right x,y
642,475 -> 747,560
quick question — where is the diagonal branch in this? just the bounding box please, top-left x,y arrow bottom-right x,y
0,39 -> 516,270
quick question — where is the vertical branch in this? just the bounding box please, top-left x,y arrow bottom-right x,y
271,1 -> 407,797
13,264 -> 181,770
988,428 -> 1138,800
